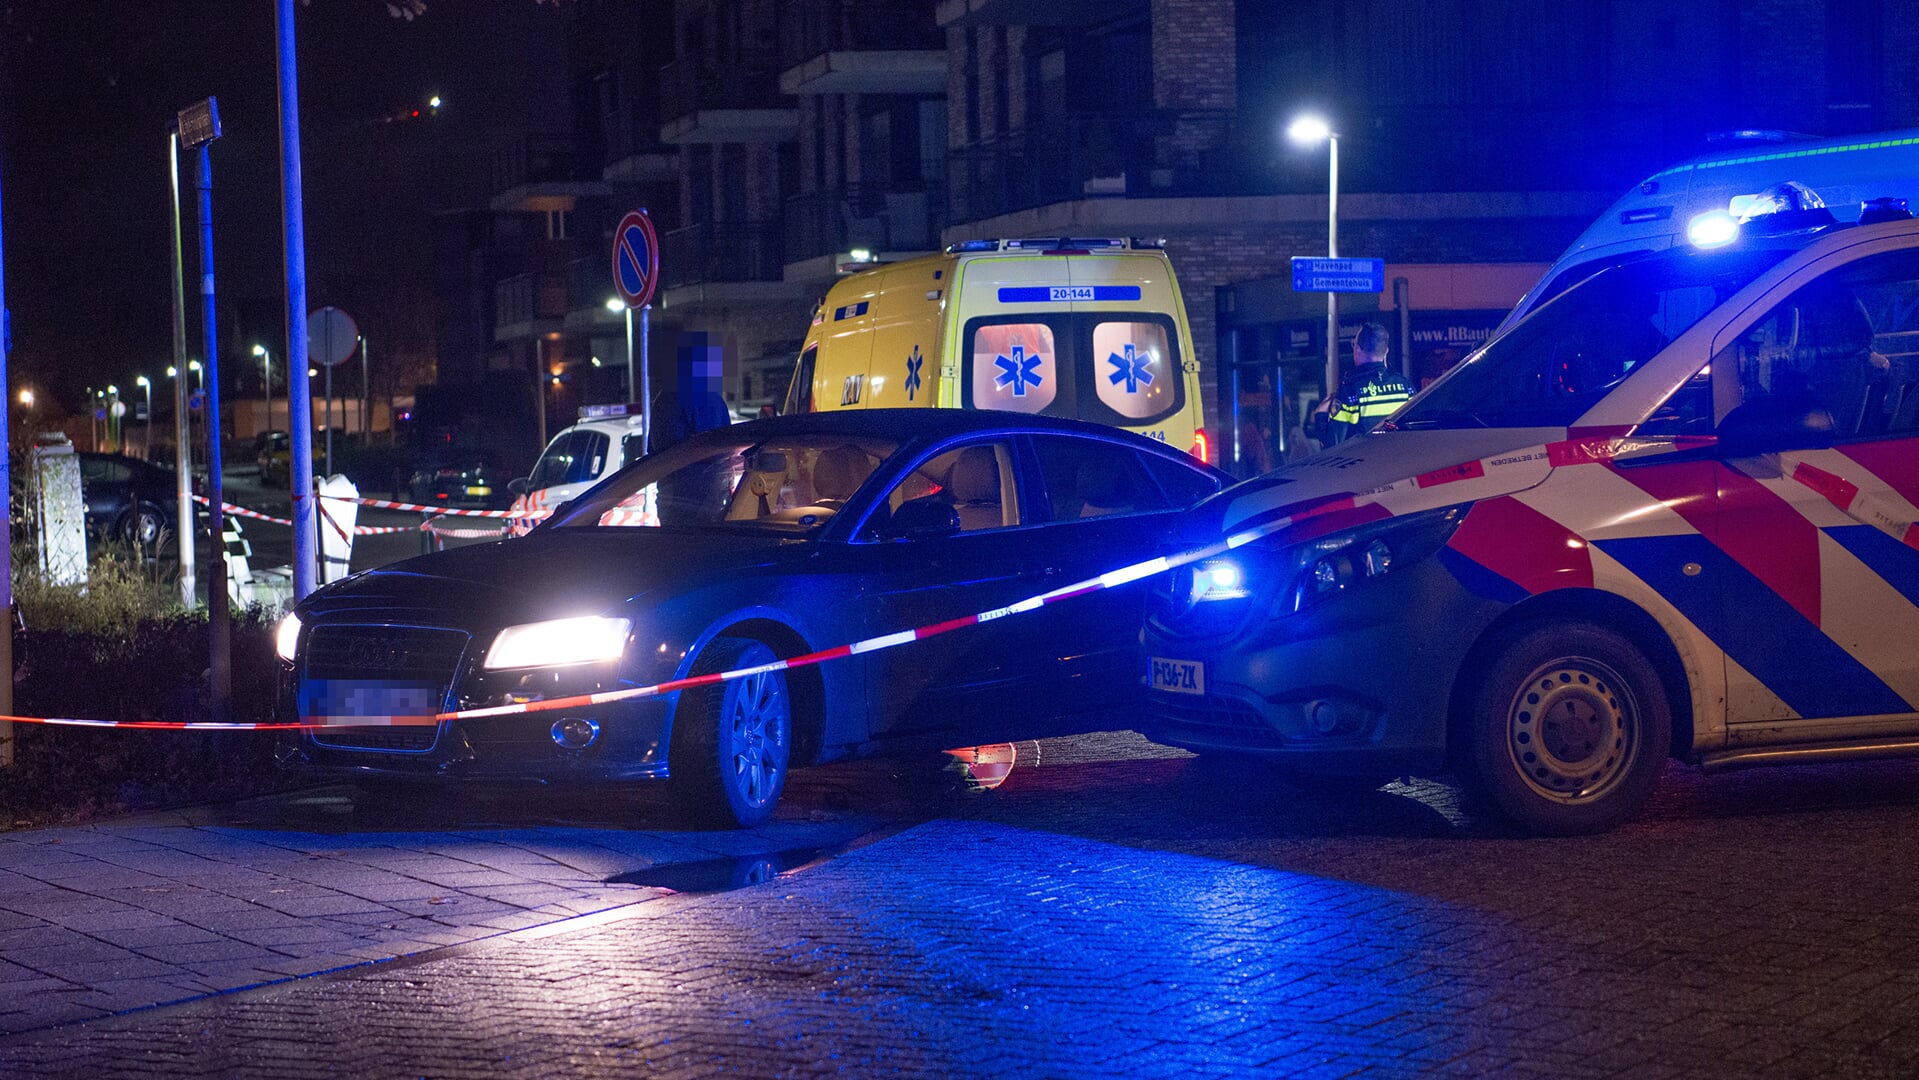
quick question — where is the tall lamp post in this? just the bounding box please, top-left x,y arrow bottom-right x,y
1288,114 -> 1341,402
135,376 -> 152,459
252,344 -> 274,435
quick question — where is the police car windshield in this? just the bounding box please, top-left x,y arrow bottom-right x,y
1394,248 -> 1792,430
550,434 -> 897,534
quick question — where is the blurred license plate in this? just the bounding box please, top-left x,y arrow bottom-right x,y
297,680 -> 441,724
465,485 -> 492,496
1148,657 -> 1204,695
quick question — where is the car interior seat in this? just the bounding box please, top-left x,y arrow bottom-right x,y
810,444 -> 871,506
946,445 -> 1006,531
1074,459 -> 1140,518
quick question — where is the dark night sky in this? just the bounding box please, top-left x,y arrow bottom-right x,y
0,0 -> 572,415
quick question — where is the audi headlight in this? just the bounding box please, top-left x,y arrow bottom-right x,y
483,616 -> 632,670
275,613 -> 302,663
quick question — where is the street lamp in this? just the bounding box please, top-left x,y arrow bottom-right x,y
1288,113 -> 1341,404
135,375 -> 152,459
188,359 -> 204,389
253,344 -> 274,435
107,384 -> 121,453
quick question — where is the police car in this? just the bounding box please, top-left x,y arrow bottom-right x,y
1143,184 -> 1919,834
505,404 -> 652,535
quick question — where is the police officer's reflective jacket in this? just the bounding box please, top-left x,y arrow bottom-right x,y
1326,360 -> 1414,444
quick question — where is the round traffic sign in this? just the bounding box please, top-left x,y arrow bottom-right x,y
611,209 -> 659,309
308,306 -> 359,367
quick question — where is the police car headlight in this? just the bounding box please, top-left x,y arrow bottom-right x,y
1284,508 -> 1465,614
275,613 -> 302,663
483,616 -> 632,670
1188,559 -> 1250,604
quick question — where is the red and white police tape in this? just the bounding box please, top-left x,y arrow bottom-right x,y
195,496 -> 435,537
25,431 -> 1919,734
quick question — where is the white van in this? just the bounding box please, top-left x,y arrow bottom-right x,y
1506,129 -> 1919,326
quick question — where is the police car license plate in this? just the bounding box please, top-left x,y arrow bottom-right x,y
1149,657 -> 1204,695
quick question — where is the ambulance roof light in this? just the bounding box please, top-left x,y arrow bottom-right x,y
946,239 -> 999,253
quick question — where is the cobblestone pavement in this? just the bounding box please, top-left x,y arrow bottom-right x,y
4,733 -> 1919,1077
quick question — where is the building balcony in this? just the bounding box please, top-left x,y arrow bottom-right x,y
660,53 -> 800,144
935,0 -> 1142,27
600,103 -> 679,184
778,0 -> 946,95
782,184 -> 943,271
491,135 -> 611,212
946,113 -> 1186,224
659,220 -> 808,308
494,272 -> 571,342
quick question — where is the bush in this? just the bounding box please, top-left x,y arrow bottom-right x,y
1,555 -> 295,827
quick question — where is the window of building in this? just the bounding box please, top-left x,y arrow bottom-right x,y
545,209 -> 572,241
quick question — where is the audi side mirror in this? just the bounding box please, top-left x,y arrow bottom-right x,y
878,495 -> 960,541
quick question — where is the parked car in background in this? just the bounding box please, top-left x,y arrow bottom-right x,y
252,430 -> 288,473
259,432 -> 327,486
78,452 -> 190,547
276,410 -> 1227,827
407,451 -> 514,510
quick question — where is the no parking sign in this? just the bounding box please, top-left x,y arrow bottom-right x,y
611,209 -> 659,309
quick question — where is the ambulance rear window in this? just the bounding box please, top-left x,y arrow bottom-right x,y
1092,321 -> 1176,420
968,322 -> 1059,414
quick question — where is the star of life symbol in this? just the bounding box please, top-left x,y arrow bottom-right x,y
905,345 -> 924,401
994,344 -> 1043,397
1107,343 -> 1154,394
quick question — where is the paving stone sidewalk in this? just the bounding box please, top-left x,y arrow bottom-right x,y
0,784 -> 882,1035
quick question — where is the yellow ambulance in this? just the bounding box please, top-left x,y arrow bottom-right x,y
784,237 -> 1211,462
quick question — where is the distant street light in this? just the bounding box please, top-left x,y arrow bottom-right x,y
253,344 -> 275,434
188,359 -> 204,389
605,296 -> 624,313
1288,113 -> 1341,402
135,375 -> 152,458
16,388 -> 30,408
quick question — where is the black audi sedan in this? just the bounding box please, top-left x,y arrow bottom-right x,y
276,410 -> 1225,826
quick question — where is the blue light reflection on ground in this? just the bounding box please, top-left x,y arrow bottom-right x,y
777,819 -> 1495,1076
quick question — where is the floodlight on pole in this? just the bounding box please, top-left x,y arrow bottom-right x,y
1288,112 -> 1341,404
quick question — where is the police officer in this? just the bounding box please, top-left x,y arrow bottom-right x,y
1322,322 -> 1413,444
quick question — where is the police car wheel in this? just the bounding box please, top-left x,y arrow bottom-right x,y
1465,621 -> 1670,836
669,636 -> 792,829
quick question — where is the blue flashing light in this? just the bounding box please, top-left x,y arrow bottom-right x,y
946,239 -> 1000,253
1687,211 -> 1741,249
1190,559 -> 1250,604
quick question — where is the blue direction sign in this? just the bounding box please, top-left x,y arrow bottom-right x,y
612,209 -> 660,308
1291,257 -> 1385,293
